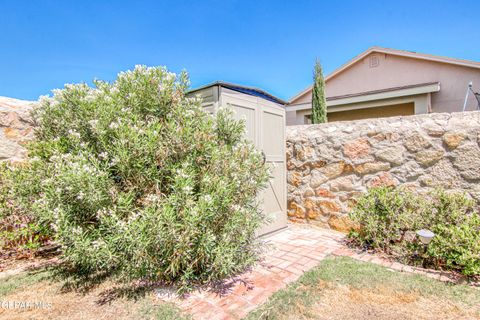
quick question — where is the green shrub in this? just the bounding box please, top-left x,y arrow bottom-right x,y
427,190 -> 480,275
349,186 -> 480,276
0,162 -> 51,254
0,66 -> 269,291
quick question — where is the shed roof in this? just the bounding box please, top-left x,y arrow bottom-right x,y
189,81 -> 286,105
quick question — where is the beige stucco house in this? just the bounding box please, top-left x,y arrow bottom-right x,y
287,47 -> 480,125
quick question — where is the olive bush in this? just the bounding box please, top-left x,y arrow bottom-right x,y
0,66 -> 270,290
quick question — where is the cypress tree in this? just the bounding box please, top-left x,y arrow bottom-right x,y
311,59 -> 327,124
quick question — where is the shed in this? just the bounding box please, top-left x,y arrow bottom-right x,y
188,82 -> 287,236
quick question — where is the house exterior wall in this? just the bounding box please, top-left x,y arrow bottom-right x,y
292,90 -> 312,105
287,94 -> 426,126
290,52 -> 480,115
327,102 -> 414,122
287,103 -> 415,125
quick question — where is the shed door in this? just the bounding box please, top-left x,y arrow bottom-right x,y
257,104 -> 286,236
220,92 -> 286,236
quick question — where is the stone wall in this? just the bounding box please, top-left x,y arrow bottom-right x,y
0,97 -> 35,161
286,111 -> 480,232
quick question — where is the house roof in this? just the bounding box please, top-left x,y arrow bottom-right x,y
189,81 -> 287,105
289,46 -> 480,104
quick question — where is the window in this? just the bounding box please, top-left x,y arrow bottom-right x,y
305,114 -> 312,124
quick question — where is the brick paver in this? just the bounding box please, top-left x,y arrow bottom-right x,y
155,224 -> 475,319
155,225 -> 344,320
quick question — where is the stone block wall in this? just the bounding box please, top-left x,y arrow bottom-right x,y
0,97 -> 35,161
286,111 -> 480,232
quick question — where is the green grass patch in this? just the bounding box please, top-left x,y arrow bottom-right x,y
0,269 -> 51,297
140,301 -> 192,320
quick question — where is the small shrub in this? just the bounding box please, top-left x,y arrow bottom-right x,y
1,66 -> 270,291
427,190 -> 480,275
348,187 -> 427,252
349,186 -> 480,276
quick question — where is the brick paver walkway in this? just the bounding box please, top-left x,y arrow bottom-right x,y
156,225 -> 344,320
155,224 -> 474,320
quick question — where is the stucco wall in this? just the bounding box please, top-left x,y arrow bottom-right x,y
326,53 -> 480,113
286,111 -> 480,232
327,102 -> 415,122
287,102 -> 415,125
290,52 -> 480,113
0,97 -> 35,161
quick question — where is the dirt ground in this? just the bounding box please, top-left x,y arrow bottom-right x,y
310,281 -> 479,320
2,256 -> 479,320
0,256 -> 59,281
2,279 -> 478,320
0,279 -> 154,320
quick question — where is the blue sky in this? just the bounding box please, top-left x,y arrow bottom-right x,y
1,0 -> 479,101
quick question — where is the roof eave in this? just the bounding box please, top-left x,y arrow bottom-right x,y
288,46 -> 480,104
288,81 -> 440,111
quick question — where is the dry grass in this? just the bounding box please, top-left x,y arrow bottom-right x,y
311,283 -> 478,320
2,256 -> 479,320
1,280 -> 138,320
247,257 -> 480,320
0,269 -> 189,320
